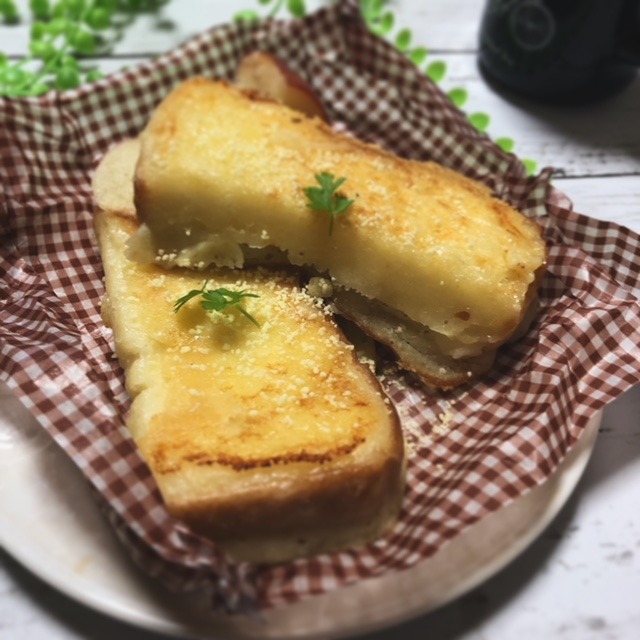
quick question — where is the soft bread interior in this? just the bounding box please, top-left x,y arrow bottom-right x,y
330,287 -> 497,388
93,140 -> 405,563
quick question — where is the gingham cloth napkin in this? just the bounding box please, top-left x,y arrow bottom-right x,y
1,0 -> 640,615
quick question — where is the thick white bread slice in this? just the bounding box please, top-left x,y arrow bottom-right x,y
132,78 -> 546,364
93,141 -> 405,563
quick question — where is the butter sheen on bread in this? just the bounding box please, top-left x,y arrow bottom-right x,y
131,78 -> 546,388
94,140 -> 405,563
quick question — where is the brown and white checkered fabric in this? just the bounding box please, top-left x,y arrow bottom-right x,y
1,0 -> 639,615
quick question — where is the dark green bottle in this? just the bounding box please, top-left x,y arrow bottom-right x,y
478,0 -> 640,103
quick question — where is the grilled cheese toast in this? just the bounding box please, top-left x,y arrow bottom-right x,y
94,140 -> 405,563
131,78 -> 546,387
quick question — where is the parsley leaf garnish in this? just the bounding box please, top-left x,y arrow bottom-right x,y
173,282 -> 260,327
304,172 -> 355,236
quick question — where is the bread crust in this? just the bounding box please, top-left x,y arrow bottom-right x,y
131,78 -> 547,386
169,421 -> 405,562
129,78 -> 546,389
93,141 -> 405,563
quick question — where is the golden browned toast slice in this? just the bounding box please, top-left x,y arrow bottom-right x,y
131,78 -> 546,377
93,140 -> 405,563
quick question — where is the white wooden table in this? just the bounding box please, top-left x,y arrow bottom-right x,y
1,1 -> 639,638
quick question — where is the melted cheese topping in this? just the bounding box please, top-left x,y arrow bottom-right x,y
133,78 -> 546,356
99,215 -> 396,495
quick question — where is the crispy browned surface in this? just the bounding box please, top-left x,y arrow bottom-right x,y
93,141 -> 405,563
133,78 -> 546,364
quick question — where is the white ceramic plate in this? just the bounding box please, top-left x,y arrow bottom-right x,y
0,380 -> 600,640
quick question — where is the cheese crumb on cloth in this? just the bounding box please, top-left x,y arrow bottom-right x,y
1,0 -> 640,615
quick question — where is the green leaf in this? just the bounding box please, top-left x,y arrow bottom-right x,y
70,28 -> 96,54
0,53 -> 8,69
522,159 -> 538,176
0,0 -> 19,22
370,11 -> 394,36
31,20 -> 47,39
447,87 -> 468,108
60,54 -> 79,69
395,28 -> 412,52
29,0 -> 50,20
360,0 -> 386,21
85,68 -> 104,82
173,287 -> 206,313
304,172 -> 356,236
51,1 -> 69,18
287,0 -> 305,18
234,9 -> 260,22
174,283 -> 260,327
65,0 -> 86,19
1,0 -> 175,97
29,39 -> 56,59
86,6 -> 112,29
47,17 -> 71,35
469,111 -> 490,132
55,65 -> 81,90
1,65 -> 29,86
426,60 -> 446,83
408,46 -> 428,66
30,81 -> 50,95
496,137 -> 515,153
96,0 -> 117,11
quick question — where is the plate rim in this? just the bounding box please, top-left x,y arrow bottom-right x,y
0,396 -> 601,640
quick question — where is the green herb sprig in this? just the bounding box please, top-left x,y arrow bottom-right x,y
234,0 -> 305,22
0,0 -> 165,97
174,282 -> 260,327
304,172 -> 355,236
